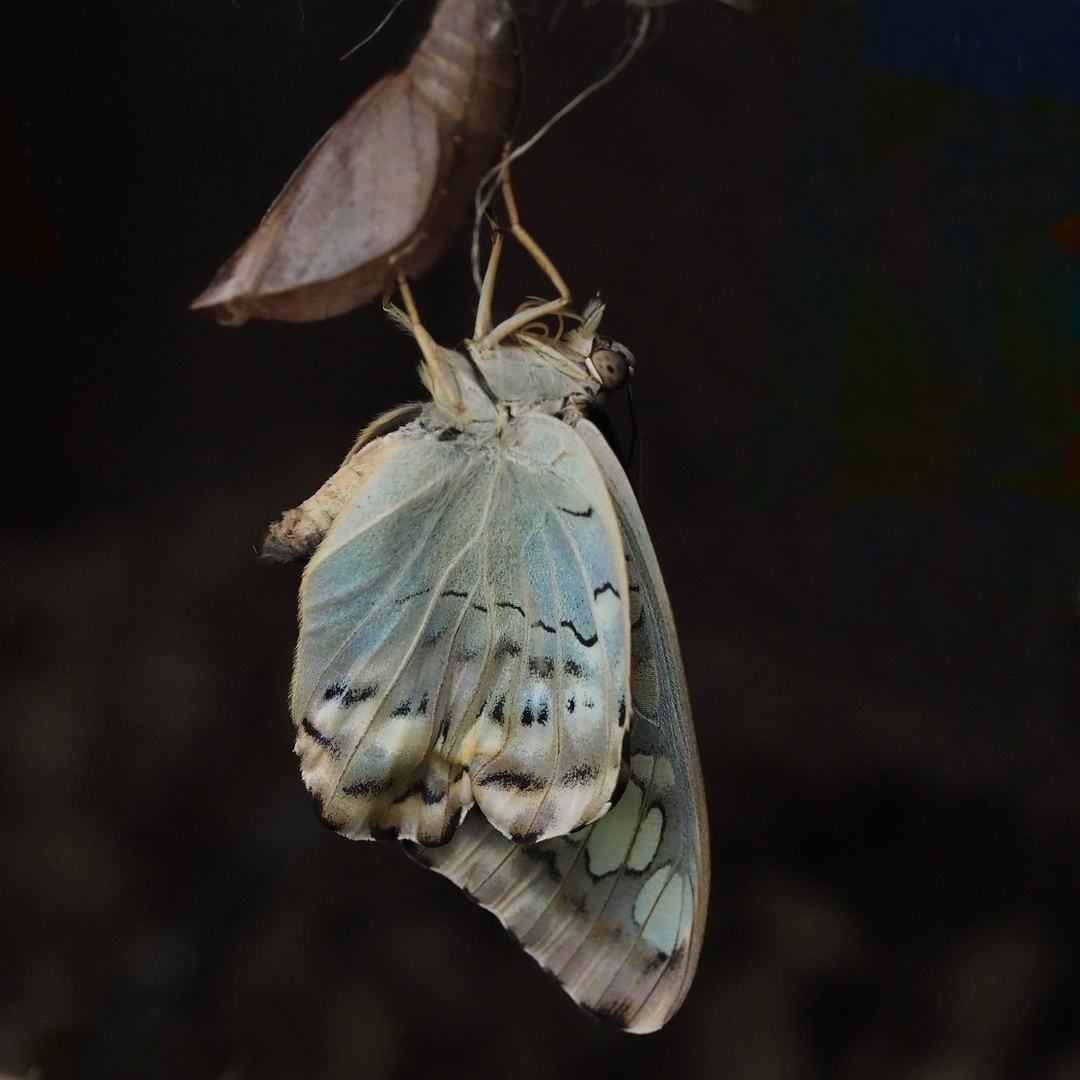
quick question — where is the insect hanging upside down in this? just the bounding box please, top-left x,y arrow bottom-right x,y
263,187 -> 710,1033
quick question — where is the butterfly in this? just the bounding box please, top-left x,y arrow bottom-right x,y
263,192 -> 709,1033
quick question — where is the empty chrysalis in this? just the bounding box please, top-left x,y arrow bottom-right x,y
191,0 -> 521,325
263,178 -> 710,1033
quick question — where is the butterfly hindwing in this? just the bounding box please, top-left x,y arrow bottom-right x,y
409,416 -> 709,1034
292,411 -> 631,846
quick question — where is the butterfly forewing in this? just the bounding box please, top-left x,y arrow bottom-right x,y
292,412 -> 630,846
410,416 -> 709,1033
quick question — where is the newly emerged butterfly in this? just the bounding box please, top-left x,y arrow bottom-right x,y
264,193 -> 709,1032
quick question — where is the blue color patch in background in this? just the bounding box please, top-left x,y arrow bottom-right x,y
749,0 -> 1080,630
865,0 -> 1080,105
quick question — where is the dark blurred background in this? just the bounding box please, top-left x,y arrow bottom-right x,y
3,0 -> 1080,1077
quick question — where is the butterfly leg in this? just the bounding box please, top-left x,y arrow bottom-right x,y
472,168 -> 572,349
502,168 -> 571,304
473,215 -> 505,340
388,274 -> 464,413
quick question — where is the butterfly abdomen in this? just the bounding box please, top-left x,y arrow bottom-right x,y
262,411 -> 430,564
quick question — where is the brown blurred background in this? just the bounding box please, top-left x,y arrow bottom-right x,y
3,1 -> 1080,1077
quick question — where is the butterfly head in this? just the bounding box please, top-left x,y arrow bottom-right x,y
585,336 -> 635,391
540,297 -> 635,394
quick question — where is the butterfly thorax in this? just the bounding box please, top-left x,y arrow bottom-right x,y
470,337 -> 601,419
422,343 -> 601,437
422,300 -> 632,438
468,299 -> 635,417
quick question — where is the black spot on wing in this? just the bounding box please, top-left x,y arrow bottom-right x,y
491,695 -> 506,723
309,789 -> 345,831
592,582 -> 620,599
390,699 -> 412,717
560,620 -> 598,647
618,697 -> 627,727
300,718 -> 339,757
341,683 -> 378,707
417,692 -> 429,715
497,601 -> 527,618
521,844 -> 564,883
642,949 -> 671,974
472,602 -> 488,613
322,682 -> 346,701
564,658 -> 585,678
416,806 -> 465,848
581,1001 -> 632,1030
495,639 -> 522,659
559,505 -> 593,518
392,779 -> 445,806
534,619 -> 556,634
561,762 -> 598,786
566,696 -> 575,714
424,824 -> 459,849
400,588 -> 432,603
342,776 -> 393,799
476,770 -> 543,792
520,694 -> 549,725
441,589 -> 468,599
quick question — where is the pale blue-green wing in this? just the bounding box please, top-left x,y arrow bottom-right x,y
455,414 -> 631,842
293,412 -> 631,846
408,417 -> 709,1033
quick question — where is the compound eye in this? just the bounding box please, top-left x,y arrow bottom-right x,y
586,338 -> 634,390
